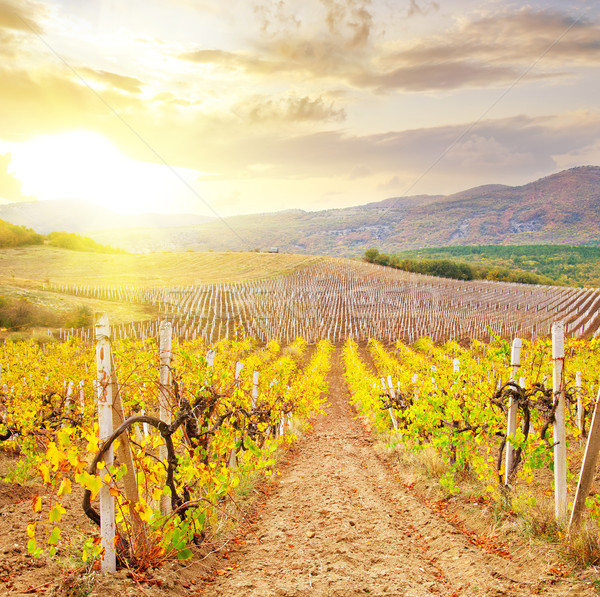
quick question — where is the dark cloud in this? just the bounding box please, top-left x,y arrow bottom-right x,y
0,153 -> 31,201
0,0 -> 43,34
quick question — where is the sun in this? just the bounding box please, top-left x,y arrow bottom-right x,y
8,130 -> 171,214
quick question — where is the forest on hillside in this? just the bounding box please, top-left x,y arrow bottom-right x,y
390,245 -> 600,287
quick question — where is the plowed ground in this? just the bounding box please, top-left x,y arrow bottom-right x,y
199,349 -> 596,596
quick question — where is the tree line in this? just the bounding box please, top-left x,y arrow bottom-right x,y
363,248 -> 558,285
0,219 -> 124,253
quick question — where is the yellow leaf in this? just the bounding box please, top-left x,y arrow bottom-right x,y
75,471 -> 103,500
57,478 -> 72,498
134,501 -> 153,522
27,522 -> 36,538
45,442 -> 66,471
32,495 -> 42,513
49,503 -> 66,523
38,463 -> 51,484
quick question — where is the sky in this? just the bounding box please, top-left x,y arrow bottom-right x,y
0,0 -> 599,218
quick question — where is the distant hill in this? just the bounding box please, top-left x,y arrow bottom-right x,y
0,166 -> 599,254
0,199 -> 213,234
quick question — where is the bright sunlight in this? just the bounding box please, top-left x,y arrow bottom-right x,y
7,130 -> 204,215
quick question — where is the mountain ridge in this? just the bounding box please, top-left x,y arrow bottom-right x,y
0,166 -> 598,254
0,199 -> 213,234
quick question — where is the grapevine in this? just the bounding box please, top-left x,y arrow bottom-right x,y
0,333 -> 331,572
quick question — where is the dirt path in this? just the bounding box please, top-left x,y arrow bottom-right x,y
200,349 -> 594,597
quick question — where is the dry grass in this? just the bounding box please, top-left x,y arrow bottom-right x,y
0,283 -> 155,332
377,434 -> 600,570
0,247 -> 322,288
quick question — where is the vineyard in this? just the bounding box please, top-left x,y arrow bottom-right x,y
50,258 -> 600,344
1,252 -> 600,594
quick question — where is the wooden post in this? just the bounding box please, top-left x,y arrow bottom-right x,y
235,361 -> 244,380
569,388 -> 600,531
576,371 -> 583,433
252,371 -> 259,410
158,321 -> 172,516
229,362 -> 244,468
552,322 -> 567,521
382,376 -> 398,431
205,349 -> 215,385
453,358 -> 460,374
505,338 -> 522,485
95,314 -> 116,574
108,352 -> 143,538
78,381 -> 85,411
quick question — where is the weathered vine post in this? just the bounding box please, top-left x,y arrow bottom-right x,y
229,362 -> 244,467
78,381 -> 85,411
505,338 -> 522,485
252,371 -> 259,410
381,377 -> 398,431
552,322 -> 567,521
569,387 -> 600,531
95,314 -> 116,573
158,321 -> 172,515
205,349 -> 216,404
576,371 -> 583,433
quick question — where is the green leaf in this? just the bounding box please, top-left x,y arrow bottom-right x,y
48,526 -> 61,545
27,538 -> 37,555
245,438 -> 261,457
176,548 -> 193,560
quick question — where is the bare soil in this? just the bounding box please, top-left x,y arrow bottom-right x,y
198,348 -> 597,596
0,348 -> 598,596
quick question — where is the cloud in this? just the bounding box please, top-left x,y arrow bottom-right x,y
353,61 -> 540,92
79,67 -> 144,94
407,0 -> 439,18
366,9 -> 600,91
377,175 -> 401,190
392,9 -> 600,66
180,0 -> 375,83
0,64 -> 148,147
0,0 -> 43,34
178,48 -> 270,73
190,112 -> 600,191
253,1 -> 301,35
179,7 -> 600,93
320,0 -> 373,49
233,94 -> 346,124
0,152 -> 32,201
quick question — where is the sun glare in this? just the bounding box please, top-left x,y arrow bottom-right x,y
8,130 -> 191,215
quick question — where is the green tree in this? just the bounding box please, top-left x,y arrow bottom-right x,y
364,248 -> 379,263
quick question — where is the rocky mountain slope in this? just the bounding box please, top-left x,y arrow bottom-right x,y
1,166 -> 598,254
